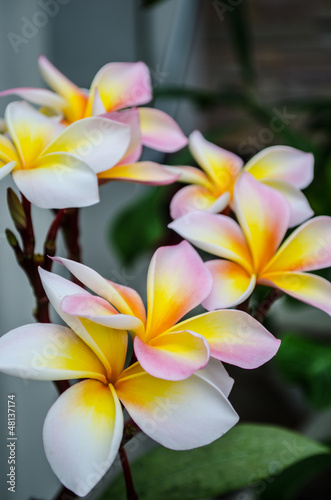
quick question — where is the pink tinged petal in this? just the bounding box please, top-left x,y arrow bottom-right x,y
43,380 -> 123,497
41,117 -> 131,174
13,153 -> 99,209
91,87 -> 107,115
98,161 -> 180,185
139,107 -> 188,152
0,323 -> 107,382
0,161 -> 16,181
189,130 -> 243,187
5,101 -> 65,166
234,172 -> 290,272
134,330 -> 210,381
39,266 -> 102,334
145,241 -> 213,339
262,216 -> 331,274
244,145 -> 314,189
117,144 -> 142,166
38,55 -> 88,122
86,61 -> 152,116
115,361 -> 238,451
170,185 -> 230,219
168,310 -> 280,369
52,257 -> 147,324
0,87 -> 67,110
105,108 -> 141,157
259,272 -> 331,316
168,211 -> 253,273
61,294 -> 144,331
202,260 -> 256,310
39,270 -> 128,379
166,165 -> 212,188
263,179 -> 314,227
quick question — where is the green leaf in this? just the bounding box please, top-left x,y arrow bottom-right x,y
259,453 -> 331,500
99,424 -> 329,500
276,334 -> 331,409
109,187 -> 169,266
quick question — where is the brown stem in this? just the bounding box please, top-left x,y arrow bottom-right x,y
21,195 -> 35,255
61,208 -> 82,262
236,297 -> 250,314
44,209 -> 65,271
6,196 -> 70,395
121,420 -> 141,447
119,446 -> 138,500
254,288 -> 284,323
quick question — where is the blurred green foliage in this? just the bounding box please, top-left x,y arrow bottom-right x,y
277,334 -> 331,410
258,453 -> 331,500
100,424 -> 328,500
109,188 -> 169,266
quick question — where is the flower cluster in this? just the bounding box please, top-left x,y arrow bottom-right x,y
0,56 -> 330,498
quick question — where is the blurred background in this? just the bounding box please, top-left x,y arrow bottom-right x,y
0,0 -> 331,499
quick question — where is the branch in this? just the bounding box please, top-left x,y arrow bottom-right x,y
119,447 -> 138,500
253,288 -> 284,323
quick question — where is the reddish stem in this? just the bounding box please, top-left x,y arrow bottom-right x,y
254,288 -> 284,323
119,446 -> 138,500
21,195 -> 35,255
7,196 -> 70,394
61,208 -> 82,262
44,209 -> 65,271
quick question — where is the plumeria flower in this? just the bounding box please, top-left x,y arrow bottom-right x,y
0,322 -> 239,496
169,173 -> 331,315
168,130 -> 314,226
39,241 -> 280,382
0,55 -> 188,153
0,101 -> 131,208
96,108 -> 180,187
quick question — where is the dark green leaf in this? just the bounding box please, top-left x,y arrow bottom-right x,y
109,188 -> 168,266
99,424 -> 328,500
259,453 -> 331,500
277,334 -> 331,409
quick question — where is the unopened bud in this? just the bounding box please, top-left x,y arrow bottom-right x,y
7,188 -> 27,232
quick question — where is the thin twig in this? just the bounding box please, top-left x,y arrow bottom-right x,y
44,209 -> 65,271
119,446 -> 138,500
254,288 -> 284,323
61,208 -> 82,262
236,297 -> 250,314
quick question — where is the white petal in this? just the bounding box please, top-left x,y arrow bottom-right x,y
43,380 -> 123,497
116,361 -> 238,451
41,117 -> 131,173
13,153 -> 99,209
0,323 -> 107,382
